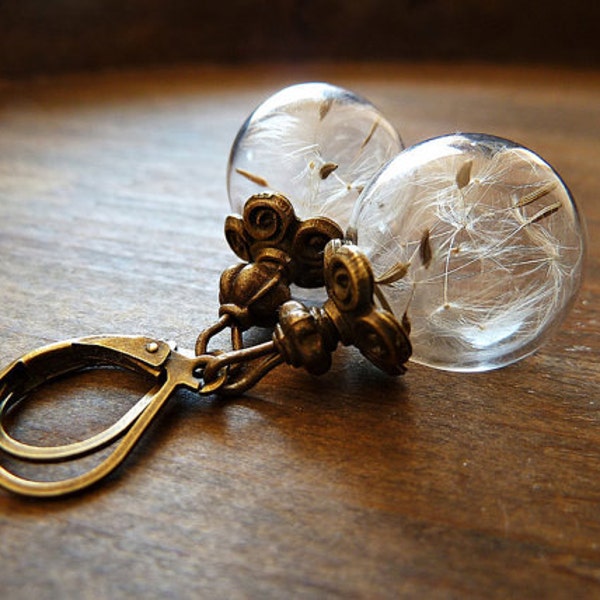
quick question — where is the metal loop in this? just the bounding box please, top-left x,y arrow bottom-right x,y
0,336 -> 184,497
0,333 -> 287,496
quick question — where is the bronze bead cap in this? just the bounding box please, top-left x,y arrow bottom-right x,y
0,83 -> 584,497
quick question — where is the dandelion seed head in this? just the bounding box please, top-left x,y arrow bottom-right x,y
227,83 -> 402,231
349,133 -> 586,372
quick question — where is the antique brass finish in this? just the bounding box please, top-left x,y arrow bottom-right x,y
0,194 -> 411,497
218,260 -> 291,329
195,191 -> 342,355
273,240 -> 412,376
224,192 -> 343,288
322,240 -> 412,375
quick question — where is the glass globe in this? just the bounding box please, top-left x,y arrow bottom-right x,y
349,133 -> 586,372
227,82 -> 403,232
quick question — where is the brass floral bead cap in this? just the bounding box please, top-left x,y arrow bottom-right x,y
223,193 -> 411,376
273,240 -> 412,377
322,240 -> 412,375
224,192 -> 343,289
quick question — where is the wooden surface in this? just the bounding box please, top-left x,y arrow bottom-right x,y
0,63 -> 599,598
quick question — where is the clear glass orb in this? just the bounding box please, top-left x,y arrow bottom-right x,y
227,82 -> 402,232
349,133 -> 586,372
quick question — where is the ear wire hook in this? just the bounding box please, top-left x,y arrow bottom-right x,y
0,336 -> 280,497
0,384 -> 158,461
0,337 -> 197,497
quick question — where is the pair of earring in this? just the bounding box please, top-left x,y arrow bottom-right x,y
0,82 -> 587,497
215,81 -> 585,381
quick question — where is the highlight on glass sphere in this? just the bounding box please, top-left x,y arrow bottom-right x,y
227,82 -> 403,232
349,133 -> 586,372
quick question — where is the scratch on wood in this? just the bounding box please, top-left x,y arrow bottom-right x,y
235,168 -> 269,187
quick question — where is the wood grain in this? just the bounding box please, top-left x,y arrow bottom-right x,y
0,63 -> 599,599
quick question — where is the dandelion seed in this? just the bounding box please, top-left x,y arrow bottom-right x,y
456,159 -> 473,189
374,285 -> 395,314
527,201 -> 562,225
419,229 -> 433,268
319,162 -> 339,180
375,261 -> 411,285
401,311 -> 411,335
235,168 -> 269,187
514,181 -> 557,208
319,97 -> 334,120
361,119 -> 380,149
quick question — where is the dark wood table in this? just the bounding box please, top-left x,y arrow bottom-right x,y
1,64 -> 599,598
